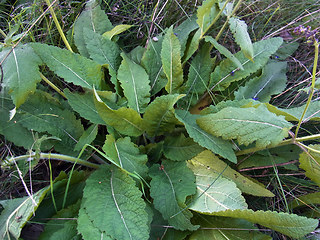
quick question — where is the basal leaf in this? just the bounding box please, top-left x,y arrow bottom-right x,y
229,17 -> 254,61
0,44 -> 42,107
191,150 -> 274,197
117,53 -> 150,113
196,0 -> 220,37
235,60 -> 287,102
180,42 -> 214,108
18,91 -> 84,155
182,29 -> 202,64
175,110 -> 236,163
299,144 -> 320,186
31,43 -> 103,89
103,135 -> 148,178
163,134 -> 204,161
83,28 -> 121,88
77,207 -> 112,240
210,37 -> 283,91
161,27 -> 184,94
143,94 -> 184,137
82,165 -> 149,240
65,89 -> 117,125
73,0 -> 113,57
205,36 -> 243,70
74,124 -> 98,151
149,160 -> 198,231
187,159 -> 248,213
200,99 -> 258,115
280,101 -> 320,122
208,209 -> 318,238
102,24 -> 132,39
94,89 -> 144,136
141,36 -> 167,95
289,192 -> 320,210
197,105 -> 293,148
189,215 -> 272,240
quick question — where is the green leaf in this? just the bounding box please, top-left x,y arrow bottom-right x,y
94,89 -> 144,136
74,124 -> 98,151
187,159 -> 248,213
299,144 -> 320,186
210,37 -> 283,91
102,24 -> 132,39
196,0 -> 220,37
73,0 -> 113,57
103,135 -> 148,178
235,60 -> 287,102
163,134 -> 204,161
141,36 -> 167,95
229,17 -> 254,61
0,187 -> 50,239
77,207 -> 112,240
189,215 -> 272,240
161,27 -> 184,93
117,53 -> 150,113
38,201 -> 81,240
197,105 -> 293,148
18,91 -> 84,155
149,160 -> 198,231
289,192 -> 320,210
180,42 -> 214,108
83,28 -> 121,89
31,43 -> 103,89
143,94 -> 184,137
65,89 -> 117,125
81,165 -> 149,240
208,209 -> 319,239
0,44 -> 42,107
205,36 -> 243,70
200,99 -> 258,115
279,101 -> 320,122
182,29 -> 202,64
191,150 -> 274,197
175,110 -> 236,163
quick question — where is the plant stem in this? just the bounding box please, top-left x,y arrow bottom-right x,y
2,152 -> 100,169
40,73 -> 67,99
295,40 -> 319,137
44,0 -> 73,52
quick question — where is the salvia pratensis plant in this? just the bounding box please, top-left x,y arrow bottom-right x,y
0,0 -> 319,239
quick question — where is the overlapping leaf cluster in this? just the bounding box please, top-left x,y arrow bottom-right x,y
0,0 -> 319,239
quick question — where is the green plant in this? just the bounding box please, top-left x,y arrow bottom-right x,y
0,0 -> 320,239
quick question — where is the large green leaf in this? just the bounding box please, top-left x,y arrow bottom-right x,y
191,150 -> 274,197
229,17 -> 254,61
163,134 -> 204,161
149,160 -> 198,231
187,159 -> 248,213
196,0 -> 220,37
210,37 -> 283,91
83,28 -> 121,88
18,91 -> 84,155
143,94 -> 184,137
0,44 -> 42,107
197,105 -> 293,148
73,0 -> 113,57
117,53 -> 150,113
299,144 -> 320,186
161,27 -> 184,94
175,110 -> 236,163
180,42 -> 214,108
65,89 -> 117,125
94,89 -> 144,136
208,209 -> 318,238
74,124 -> 98,152
189,215 -> 272,240
235,60 -> 287,102
103,135 -> 148,178
81,165 -> 149,240
31,43 -> 103,89
279,101 -> 320,122
0,187 -> 50,239
141,36 -> 167,95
